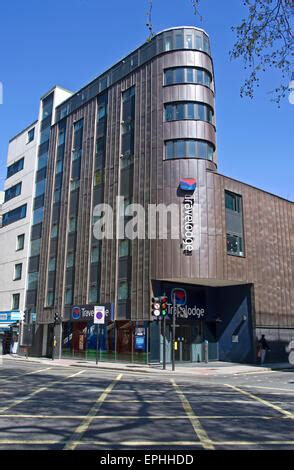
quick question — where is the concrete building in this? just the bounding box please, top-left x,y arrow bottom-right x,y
2,27 -> 293,363
0,86 -> 72,352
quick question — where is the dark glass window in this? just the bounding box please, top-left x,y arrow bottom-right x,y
27,128 -> 35,143
2,204 -> 27,226
164,102 -> 213,123
164,67 -> 212,87
175,68 -> 185,83
7,158 -> 24,179
225,191 -> 245,257
4,182 -> 22,202
175,33 -> 184,49
225,192 -> 242,213
16,234 -> 25,251
165,140 -> 214,160
12,293 -> 20,310
14,263 -> 22,280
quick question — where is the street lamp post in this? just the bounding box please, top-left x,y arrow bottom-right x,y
172,293 -> 176,372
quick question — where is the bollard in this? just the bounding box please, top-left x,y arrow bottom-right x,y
204,340 -> 209,363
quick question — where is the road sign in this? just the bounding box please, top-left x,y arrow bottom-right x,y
94,306 -> 105,324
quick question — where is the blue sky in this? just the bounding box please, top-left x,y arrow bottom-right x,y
0,0 -> 293,199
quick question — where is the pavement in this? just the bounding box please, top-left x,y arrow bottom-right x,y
0,357 -> 293,450
2,353 -> 293,377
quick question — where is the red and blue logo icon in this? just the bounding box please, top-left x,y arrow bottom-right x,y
171,288 -> 187,305
72,306 -> 81,320
179,178 -> 197,191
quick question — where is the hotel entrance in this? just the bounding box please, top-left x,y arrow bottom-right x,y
175,321 -> 204,362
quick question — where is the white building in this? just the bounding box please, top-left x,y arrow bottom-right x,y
0,86 -> 72,350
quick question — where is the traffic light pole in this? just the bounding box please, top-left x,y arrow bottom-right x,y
162,315 -> 166,370
172,293 -> 176,371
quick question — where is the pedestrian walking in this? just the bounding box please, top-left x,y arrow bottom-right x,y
257,335 -> 270,364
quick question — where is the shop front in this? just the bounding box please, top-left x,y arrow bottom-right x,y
61,304 -> 149,364
0,311 -> 21,354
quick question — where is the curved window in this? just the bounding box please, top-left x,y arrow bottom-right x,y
165,140 -> 214,161
164,67 -> 212,87
165,102 -> 213,124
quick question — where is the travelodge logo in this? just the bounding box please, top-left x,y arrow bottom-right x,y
72,306 -> 81,320
171,288 -> 187,305
179,178 -> 197,192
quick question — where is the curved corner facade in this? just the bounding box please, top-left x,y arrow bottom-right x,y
10,27 -> 292,364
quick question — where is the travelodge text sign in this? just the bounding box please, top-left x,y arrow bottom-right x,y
71,304 -> 114,322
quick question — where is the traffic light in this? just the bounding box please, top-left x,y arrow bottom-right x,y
54,313 -> 61,324
151,297 -> 161,318
24,309 -> 31,324
160,296 -> 168,317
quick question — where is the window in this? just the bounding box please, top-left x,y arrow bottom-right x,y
175,33 -> 184,49
70,179 -> 80,192
37,152 -> 48,170
27,128 -> 35,143
98,103 -> 106,120
94,170 -> 103,187
165,140 -> 214,161
65,288 -> 73,305
164,102 -> 213,123
66,251 -> 75,268
28,272 -> 38,290
89,286 -> 99,303
53,189 -> 61,203
91,245 -> 100,263
119,240 -> 129,258
68,216 -> 77,233
225,191 -> 245,257
164,36 -> 172,51
164,67 -> 212,87
51,223 -> 58,238
185,34 -> 193,49
12,293 -> 20,310
118,281 -> 128,300
30,238 -> 41,256
16,234 -> 25,251
35,179 -> 46,197
47,291 -> 54,307
7,158 -> 24,179
225,191 -> 242,213
226,234 -> 244,257
48,257 -> 56,272
2,204 -> 27,226
14,263 -> 22,281
32,207 -> 44,225
56,160 -> 63,174
4,182 -> 22,202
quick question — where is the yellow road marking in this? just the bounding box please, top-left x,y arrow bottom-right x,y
0,367 -> 53,383
171,379 -> 214,450
0,370 -> 86,413
0,414 -> 289,420
64,373 -> 123,450
241,385 -> 294,394
233,370 -> 275,376
225,384 -> 294,418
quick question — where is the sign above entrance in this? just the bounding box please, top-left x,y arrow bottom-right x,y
71,304 -> 114,322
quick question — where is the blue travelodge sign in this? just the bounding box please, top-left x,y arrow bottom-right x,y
70,304 -> 114,322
